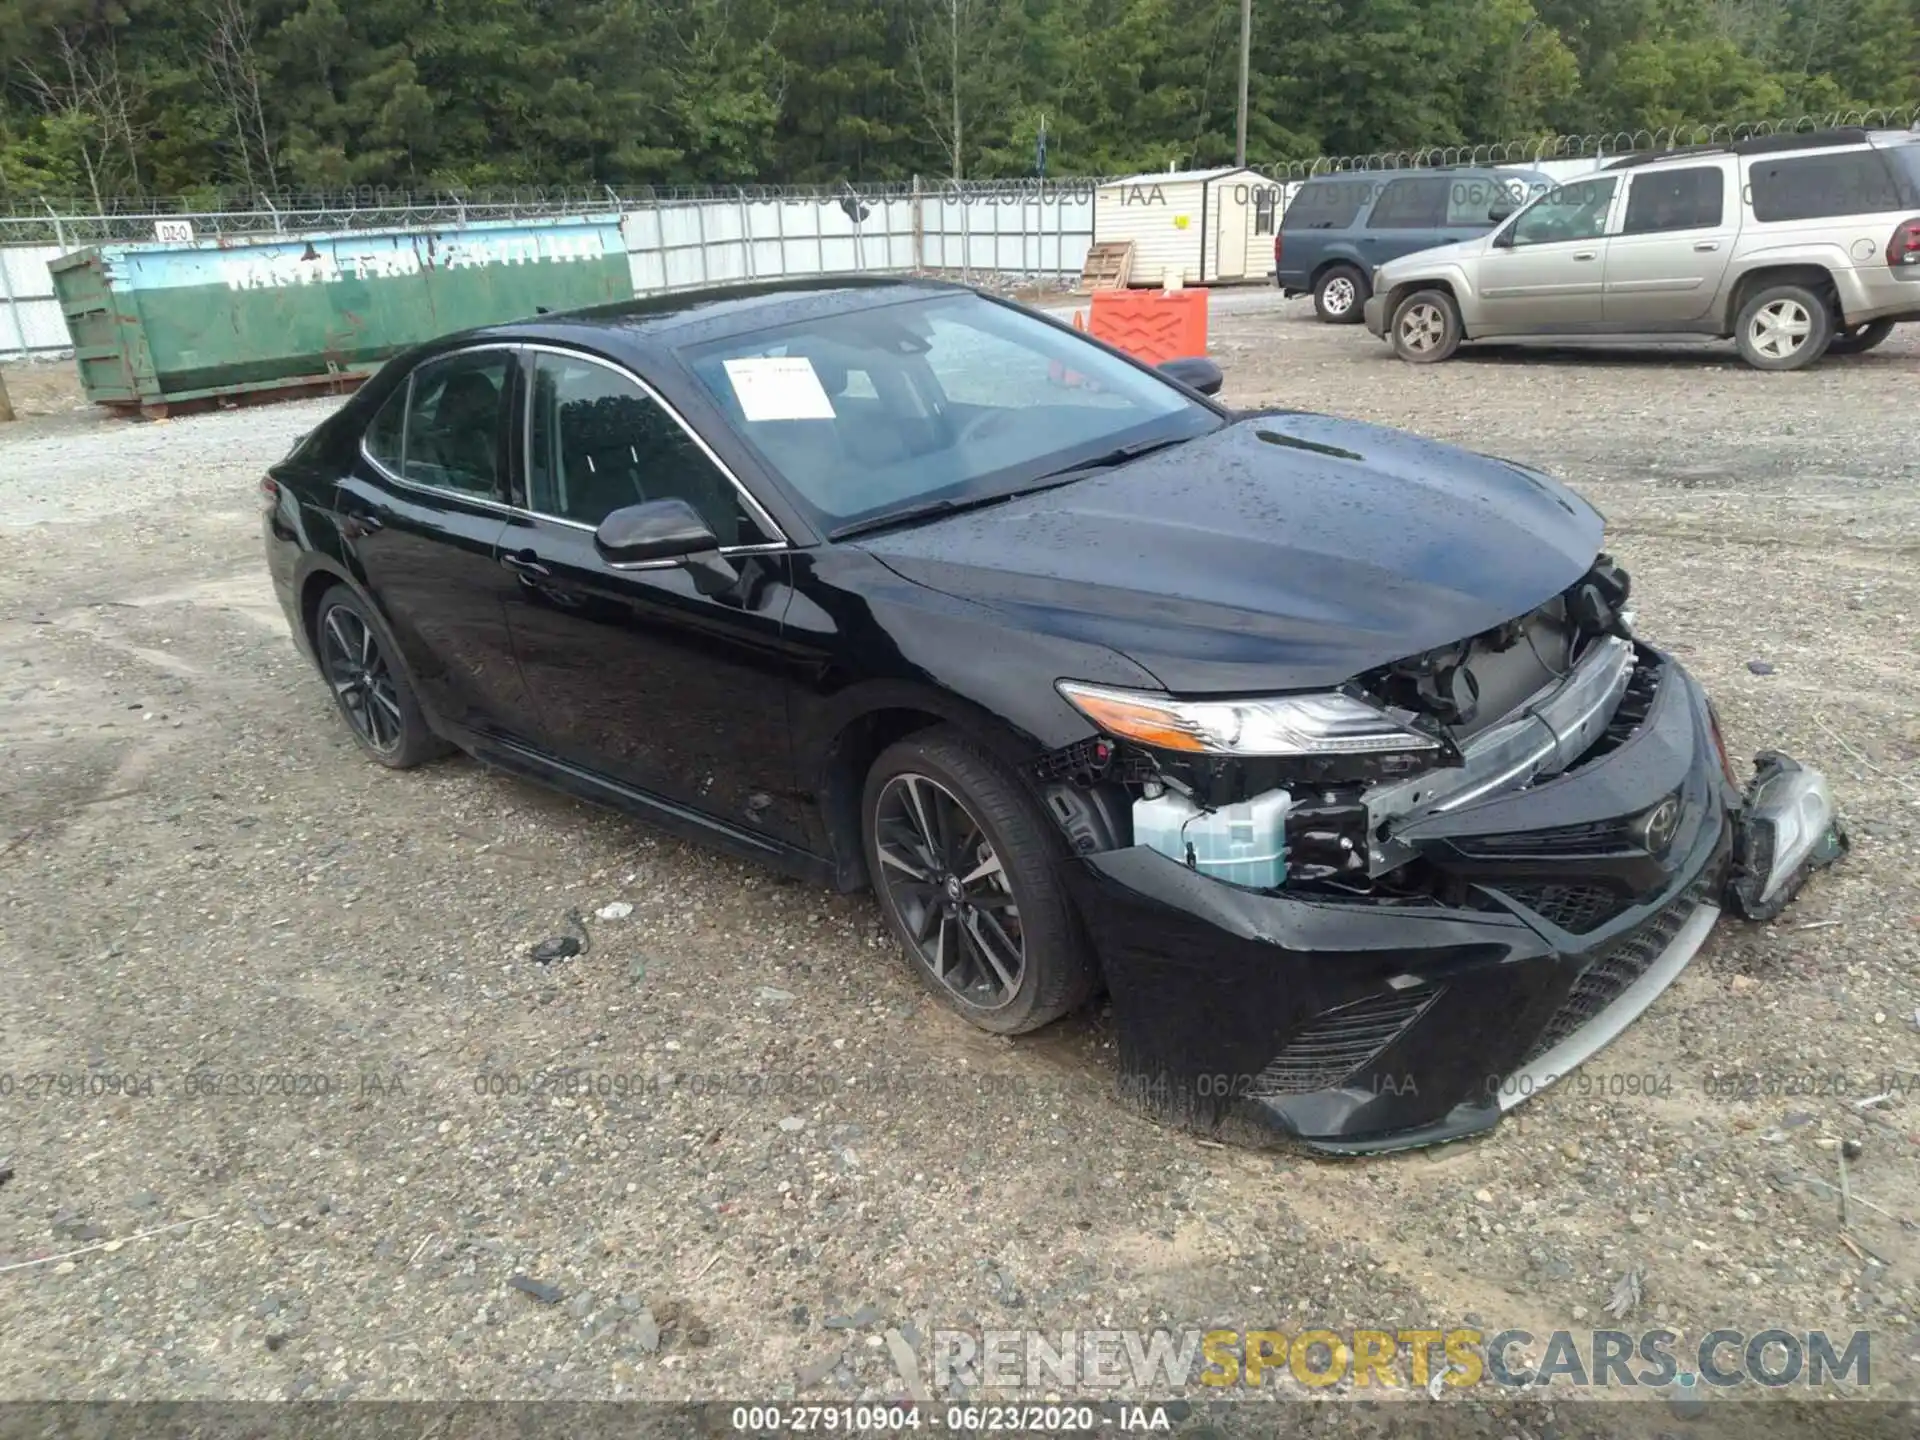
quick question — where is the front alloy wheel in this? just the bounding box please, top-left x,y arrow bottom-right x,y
873,773 -> 1025,1011
862,727 -> 1097,1035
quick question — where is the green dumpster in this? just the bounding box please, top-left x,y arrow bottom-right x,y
49,214 -> 634,413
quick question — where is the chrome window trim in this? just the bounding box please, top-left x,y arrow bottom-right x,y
357,342 -> 522,509
517,341 -> 790,548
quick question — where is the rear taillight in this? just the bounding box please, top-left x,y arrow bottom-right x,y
260,475 -> 280,514
1889,216 -> 1920,268
1274,233 -> 1284,268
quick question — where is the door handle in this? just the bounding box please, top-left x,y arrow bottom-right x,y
1572,250 -> 1597,261
342,509 -> 384,538
500,550 -> 551,578
1693,241 -> 1720,252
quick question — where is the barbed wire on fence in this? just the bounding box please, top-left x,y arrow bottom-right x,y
1252,103 -> 1920,178
4,103 -> 1916,246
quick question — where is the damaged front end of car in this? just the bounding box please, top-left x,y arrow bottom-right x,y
1035,556 -> 1847,1154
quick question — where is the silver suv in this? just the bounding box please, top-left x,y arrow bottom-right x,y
1362,128 -> 1920,370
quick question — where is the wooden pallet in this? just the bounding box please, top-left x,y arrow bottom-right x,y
1077,240 -> 1135,292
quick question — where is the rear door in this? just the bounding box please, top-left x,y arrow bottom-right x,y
1359,176 -> 1454,267
1475,175 -> 1620,333
1601,160 -> 1737,327
337,345 -> 540,742
494,345 -> 808,846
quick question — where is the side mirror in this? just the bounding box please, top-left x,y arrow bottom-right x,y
594,497 -> 719,566
1487,202 -> 1515,224
1158,355 -> 1224,396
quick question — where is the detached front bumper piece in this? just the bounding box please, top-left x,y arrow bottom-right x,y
1066,650 -> 1843,1155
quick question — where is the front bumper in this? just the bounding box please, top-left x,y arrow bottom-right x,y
1363,295 -> 1387,338
1065,651 -> 1839,1154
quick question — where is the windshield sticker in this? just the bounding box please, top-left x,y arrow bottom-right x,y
723,357 -> 837,422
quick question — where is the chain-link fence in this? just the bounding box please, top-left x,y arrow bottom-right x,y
5,104 -> 1916,357
5,104 -> 1915,245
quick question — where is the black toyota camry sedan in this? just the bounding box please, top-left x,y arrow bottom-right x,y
263,277 -> 1844,1154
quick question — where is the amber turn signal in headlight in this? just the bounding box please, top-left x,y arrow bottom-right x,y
1056,681 -> 1443,758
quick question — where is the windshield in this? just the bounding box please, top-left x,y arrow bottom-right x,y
680,292 -> 1221,533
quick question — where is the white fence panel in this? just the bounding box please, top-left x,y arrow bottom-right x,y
1,244 -> 64,357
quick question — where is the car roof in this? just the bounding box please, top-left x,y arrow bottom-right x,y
460,275 -> 975,356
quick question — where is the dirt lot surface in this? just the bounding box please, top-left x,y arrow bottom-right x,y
3,302 -> 1918,1433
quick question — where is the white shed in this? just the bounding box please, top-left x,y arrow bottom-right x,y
1093,166 -> 1281,286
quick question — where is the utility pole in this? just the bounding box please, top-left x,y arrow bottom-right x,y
951,0 -> 963,183
1235,0 -> 1252,167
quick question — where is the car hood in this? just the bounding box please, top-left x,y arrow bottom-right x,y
853,414 -> 1605,693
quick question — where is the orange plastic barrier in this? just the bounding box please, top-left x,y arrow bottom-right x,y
1087,287 -> 1209,365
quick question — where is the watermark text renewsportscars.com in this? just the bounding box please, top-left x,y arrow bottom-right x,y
919,1327 -> 1872,1393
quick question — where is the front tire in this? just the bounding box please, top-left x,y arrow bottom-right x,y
862,727 -> 1096,1035
313,585 -> 445,769
1391,288 -> 1462,363
1313,264 -> 1369,324
1826,318 -> 1895,356
1735,284 -> 1833,370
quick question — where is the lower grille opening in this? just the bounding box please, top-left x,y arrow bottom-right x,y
1498,882 -> 1632,934
1520,874 -> 1711,1067
1249,986 -> 1441,1097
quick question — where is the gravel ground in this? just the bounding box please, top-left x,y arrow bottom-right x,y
2,300 -> 1918,1432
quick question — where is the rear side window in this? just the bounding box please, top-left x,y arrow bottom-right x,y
1368,178 -> 1449,229
1749,150 -> 1906,221
1282,179 -> 1369,230
364,384 -> 407,472
401,350 -> 512,498
1622,166 -> 1726,233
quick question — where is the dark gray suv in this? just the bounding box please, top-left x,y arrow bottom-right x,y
1274,167 -> 1553,322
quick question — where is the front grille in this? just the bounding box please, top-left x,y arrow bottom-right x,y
1499,882 -> 1631,934
1520,875 -> 1710,1066
1249,986 -> 1441,1097
1453,820 -> 1635,859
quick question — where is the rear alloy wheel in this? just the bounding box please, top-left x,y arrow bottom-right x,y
863,727 -> 1095,1035
314,585 -> 444,769
1391,288 -> 1462,363
1825,318 -> 1895,356
1313,264 -> 1369,324
1734,284 -> 1833,371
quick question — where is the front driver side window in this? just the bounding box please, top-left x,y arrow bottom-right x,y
527,351 -> 768,546
402,350 -> 511,497
1509,177 -> 1618,247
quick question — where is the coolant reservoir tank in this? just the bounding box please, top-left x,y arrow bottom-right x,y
1132,789 -> 1290,889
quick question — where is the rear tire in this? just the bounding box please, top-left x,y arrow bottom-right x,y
1313,264 -> 1369,324
1825,318 -> 1895,356
1734,284 -> 1833,371
313,585 -> 447,770
862,726 -> 1096,1035
1391,289 -> 1462,363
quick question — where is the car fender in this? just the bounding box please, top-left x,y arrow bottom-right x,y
1377,261 -> 1482,331
1722,240 -> 1870,324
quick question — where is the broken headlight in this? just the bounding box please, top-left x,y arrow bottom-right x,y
1056,682 -> 1443,760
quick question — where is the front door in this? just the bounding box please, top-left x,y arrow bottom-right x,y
497,346 -> 808,846
337,345 -> 539,743
1602,162 -> 1737,327
1474,176 -> 1620,333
